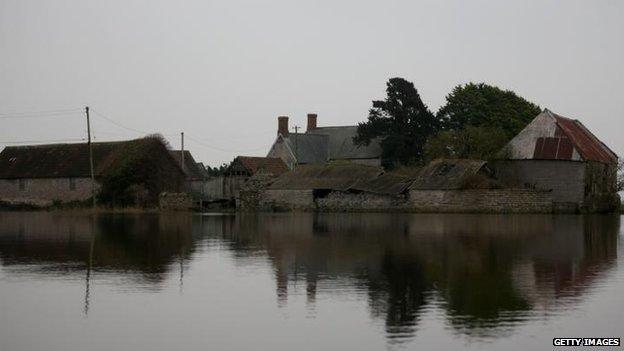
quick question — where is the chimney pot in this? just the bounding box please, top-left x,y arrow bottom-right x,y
278,116 -> 289,136
307,113 -> 317,132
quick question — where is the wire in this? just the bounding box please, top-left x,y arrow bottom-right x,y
0,107 -> 82,116
0,110 -> 83,119
90,108 -> 151,135
0,138 -> 86,144
184,134 -> 268,153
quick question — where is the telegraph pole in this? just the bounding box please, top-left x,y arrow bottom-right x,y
86,106 -> 96,208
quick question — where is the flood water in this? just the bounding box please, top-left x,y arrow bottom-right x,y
0,212 -> 622,350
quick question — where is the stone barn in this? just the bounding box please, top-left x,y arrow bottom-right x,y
252,163 -> 384,211
408,159 -> 553,213
0,137 -> 185,207
493,109 -> 619,213
267,114 -> 383,169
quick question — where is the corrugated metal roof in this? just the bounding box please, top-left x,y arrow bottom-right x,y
268,163 -> 383,191
549,111 -> 618,164
409,159 -> 487,190
351,172 -> 413,195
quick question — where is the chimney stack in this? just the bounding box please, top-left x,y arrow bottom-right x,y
278,116 -> 289,136
307,113 -> 317,132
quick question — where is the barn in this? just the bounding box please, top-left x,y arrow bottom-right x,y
493,109 -> 619,212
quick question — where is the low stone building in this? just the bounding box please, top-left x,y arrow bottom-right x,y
267,114 -> 382,169
408,159 -> 552,213
203,156 -> 288,202
0,138 -> 185,207
494,109 -> 619,213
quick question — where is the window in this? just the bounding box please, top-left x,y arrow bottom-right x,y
19,179 -> 25,191
69,178 -> 76,191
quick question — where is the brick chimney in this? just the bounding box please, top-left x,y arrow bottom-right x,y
307,113 -> 317,132
278,116 -> 289,136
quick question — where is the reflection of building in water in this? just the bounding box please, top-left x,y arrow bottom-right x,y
0,212 -> 619,342
215,213 -> 620,341
0,211 -> 196,314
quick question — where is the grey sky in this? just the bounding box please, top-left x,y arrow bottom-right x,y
1,0 -> 623,166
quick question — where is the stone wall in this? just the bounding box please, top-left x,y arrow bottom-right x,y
409,188 -> 552,213
159,192 -> 193,210
258,189 -> 314,211
491,160 -> 586,204
0,177 -> 97,206
316,192 -> 409,212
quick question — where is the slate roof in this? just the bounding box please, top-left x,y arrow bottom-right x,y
549,111 -> 618,164
268,163 -> 383,191
0,141 -> 133,179
169,150 -> 208,180
283,133 -> 328,164
409,159 -> 487,190
230,156 -> 288,176
307,126 -> 382,160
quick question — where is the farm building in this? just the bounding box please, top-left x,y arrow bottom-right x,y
169,150 -> 209,197
493,109 -> 619,212
0,137 -> 185,207
203,156 -> 288,201
408,159 -> 552,213
267,114 -> 382,169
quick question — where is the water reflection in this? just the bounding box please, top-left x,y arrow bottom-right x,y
0,212 -> 619,344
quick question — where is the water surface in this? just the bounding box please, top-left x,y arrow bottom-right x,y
0,212 -> 622,350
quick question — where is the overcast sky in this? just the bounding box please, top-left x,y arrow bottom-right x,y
1,0 -> 623,166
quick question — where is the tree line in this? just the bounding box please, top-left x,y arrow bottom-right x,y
353,78 -> 541,169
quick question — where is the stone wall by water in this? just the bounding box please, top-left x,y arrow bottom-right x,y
409,188 -> 552,213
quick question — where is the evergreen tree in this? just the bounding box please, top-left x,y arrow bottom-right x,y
354,77 -> 440,168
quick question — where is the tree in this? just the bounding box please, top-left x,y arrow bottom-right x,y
437,83 -> 541,139
424,126 -> 508,162
354,77 -> 440,168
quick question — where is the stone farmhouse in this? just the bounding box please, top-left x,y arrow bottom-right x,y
493,109 -> 619,212
0,138 -> 186,207
267,114 -> 382,169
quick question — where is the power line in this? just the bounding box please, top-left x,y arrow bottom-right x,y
0,110 -> 83,119
90,108 -> 152,135
0,138 -> 85,144
0,107 -> 82,116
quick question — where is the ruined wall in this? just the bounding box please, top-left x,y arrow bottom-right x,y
0,177 -> 97,206
409,189 -> 552,213
491,160 -> 586,205
582,162 -> 620,212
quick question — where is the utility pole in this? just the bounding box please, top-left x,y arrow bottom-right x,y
86,106 -> 96,208
180,132 -> 185,173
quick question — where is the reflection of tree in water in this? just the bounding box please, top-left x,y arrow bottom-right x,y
365,251 -> 428,338
217,213 -> 620,342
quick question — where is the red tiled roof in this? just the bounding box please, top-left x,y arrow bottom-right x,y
235,156 -> 288,175
551,112 -> 618,164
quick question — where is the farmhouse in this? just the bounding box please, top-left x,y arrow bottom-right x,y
169,150 -> 209,197
267,114 -> 382,169
493,109 -> 620,212
0,137 -> 185,207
